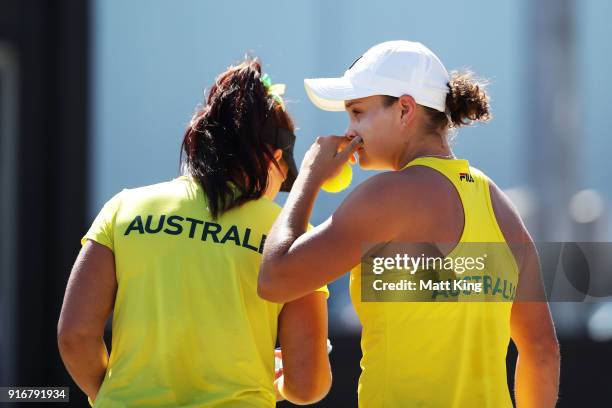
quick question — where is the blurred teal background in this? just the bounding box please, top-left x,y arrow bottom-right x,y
91,0 -> 611,233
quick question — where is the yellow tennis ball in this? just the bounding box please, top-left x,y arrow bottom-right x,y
322,163 -> 353,193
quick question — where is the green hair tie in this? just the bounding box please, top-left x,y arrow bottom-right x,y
260,73 -> 286,110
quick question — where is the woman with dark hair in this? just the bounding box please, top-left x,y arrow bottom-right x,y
259,41 -> 560,407
58,58 -> 331,407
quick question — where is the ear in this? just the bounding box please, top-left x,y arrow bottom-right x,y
398,95 -> 417,125
270,148 -> 283,172
273,148 -> 283,162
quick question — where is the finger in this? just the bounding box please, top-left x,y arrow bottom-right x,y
336,136 -> 354,153
337,130 -> 360,147
337,135 -> 363,160
316,135 -> 346,146
327,135 -> 349,141
313,135 -> 347,157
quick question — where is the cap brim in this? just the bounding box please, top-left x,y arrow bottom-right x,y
304,77 -> 360,112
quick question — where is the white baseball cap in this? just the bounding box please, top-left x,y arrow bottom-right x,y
304,40 -> 450,112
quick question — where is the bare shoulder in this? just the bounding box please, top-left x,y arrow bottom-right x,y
486,176 -> 530,244
334,166 -> 459,241
340,167 -> 436,214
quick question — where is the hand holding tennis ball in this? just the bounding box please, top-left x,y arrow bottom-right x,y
300,134 -> 362,192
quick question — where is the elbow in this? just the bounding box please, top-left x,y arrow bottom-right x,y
518,338 -> 560,368
283,370 -> 332,405
257,265 -> 289,304
256,281 -> 275,303
539,338 -> 560,363
57,327 -> 82,356
57,323 -> 97,356
546,341 -> 561,368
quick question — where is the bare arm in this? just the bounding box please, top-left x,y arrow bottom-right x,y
259,136 -> 415,303
58,240 -> 117,402
511,238 -> 560,408
275,292 -> 331,404
488,180 -> 560,407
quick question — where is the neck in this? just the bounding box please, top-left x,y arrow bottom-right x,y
262,188 -> 278,201
396,143 -> 454,170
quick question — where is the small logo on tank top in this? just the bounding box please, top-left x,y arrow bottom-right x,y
459,172 -> 474,182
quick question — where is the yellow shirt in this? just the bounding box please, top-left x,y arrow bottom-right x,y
82,176 -> 328,407
350,157 -> 518,407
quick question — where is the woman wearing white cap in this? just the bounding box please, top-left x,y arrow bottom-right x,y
259,41 -> 559,407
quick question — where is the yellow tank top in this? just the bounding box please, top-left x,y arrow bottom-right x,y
82,176 -> 328,407
350,157 -> 518,407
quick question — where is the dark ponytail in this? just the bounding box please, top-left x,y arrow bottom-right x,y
382,70 -> 491,135
180,58 -> 294,219
445,70 -> 491,127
